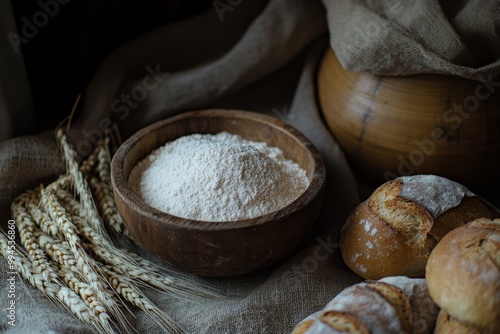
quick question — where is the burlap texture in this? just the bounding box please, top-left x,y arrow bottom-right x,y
324,0 -> 500,80
1,0 -> 499,333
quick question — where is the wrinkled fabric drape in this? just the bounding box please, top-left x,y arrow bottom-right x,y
1,0 -> 499,332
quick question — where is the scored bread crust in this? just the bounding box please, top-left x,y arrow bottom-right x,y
378,276 -> 439,334
340,176 -> 500,280
324,284 -> 403,334
365,282 -> 412,333
434,310 -> 481,334
293,276 -> 438,334
426,218 -> 500,333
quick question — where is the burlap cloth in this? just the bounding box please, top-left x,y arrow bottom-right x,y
1,0 -> 499,333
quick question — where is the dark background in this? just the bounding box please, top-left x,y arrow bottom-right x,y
10,0 -> 213,134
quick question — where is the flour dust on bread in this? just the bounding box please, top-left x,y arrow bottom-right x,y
291,276 -> 438,334
340,174 -> 499,279
426,218 -> 500,334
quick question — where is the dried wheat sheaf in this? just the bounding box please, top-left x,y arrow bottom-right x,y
1,127 -> 220,334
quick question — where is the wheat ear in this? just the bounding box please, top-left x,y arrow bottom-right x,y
77,230 -> 219,300
40,188 -> 125,324
100,265 -> 183,334
90,138 -> 133,240
0,232 -> 108,334
54,187 -> 81,217
55,127 -> 109,240
27,198 -> 63,240
62,199 -> 217,298
11,190 -> 57,282
36,232 -> 81,278
89,176 -> 132,240
55,264 -> 117,334
80,140 -> 101,176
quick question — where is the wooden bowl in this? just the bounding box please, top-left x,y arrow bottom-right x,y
318,48 -> 500,190
111,109 -> 326,277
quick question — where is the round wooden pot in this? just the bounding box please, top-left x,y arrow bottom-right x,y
317,48 -> 500,190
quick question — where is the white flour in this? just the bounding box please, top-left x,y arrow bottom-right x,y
128,132 -> 310,221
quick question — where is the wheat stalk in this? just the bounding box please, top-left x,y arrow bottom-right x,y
0,232 -> 109,334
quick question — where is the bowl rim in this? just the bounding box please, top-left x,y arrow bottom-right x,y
111,109 -> 326,231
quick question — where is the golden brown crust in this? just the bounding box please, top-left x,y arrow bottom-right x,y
365,282 -> 412,333
369,179 -> 435,250
426,219 -> 500,333
293,276 -> 438,334
340,200 -> 423,279
318,310 -> 369,334
431,197 -> 500,240
434,310 -> 481,334
341,176 -> 500,280
291,319 -> 315,334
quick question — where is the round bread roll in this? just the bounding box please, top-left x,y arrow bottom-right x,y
292,276 -> 439,334
426,218 -> 500,333
340,175 -> 499,279
434,310 -> 481,334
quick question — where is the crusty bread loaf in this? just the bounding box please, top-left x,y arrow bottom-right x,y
292,276 -> 439,334
379,276 -> 440,334
434,310 -> 481,334
426,218 -> 500,334
340,175 -> 499,279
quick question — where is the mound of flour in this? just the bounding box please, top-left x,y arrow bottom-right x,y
128,132 -> 310,221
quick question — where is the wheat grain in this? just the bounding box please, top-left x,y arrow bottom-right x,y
40,188 -> 126,324
80,140 -> 101,176
0,232 -> 110,334
100,265 -> 182,334
91,138 -> 133,240
54,188 -> 81,216
89,176 -> 133,240
37,230 -> 177,333
56,264 -> 116,334
27,198 -> 63,239
55,127 -> 109,239
37,232 -> 81,277
11,189 -> 57,282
